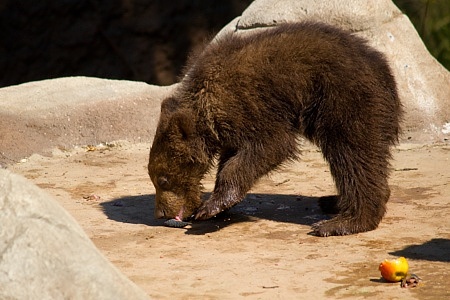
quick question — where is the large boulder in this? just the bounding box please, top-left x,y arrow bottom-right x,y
217,0 -> 450,143
0,169 -> 149,299
0,77 -> 175,165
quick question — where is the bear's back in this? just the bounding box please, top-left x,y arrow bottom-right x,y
179,22 -> 400,146
191,22 -> 388,83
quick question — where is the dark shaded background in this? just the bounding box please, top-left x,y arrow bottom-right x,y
0,0 -> 448,88
0,0 -> 252,87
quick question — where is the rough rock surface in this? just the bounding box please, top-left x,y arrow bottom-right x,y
0,169 -> 149,299
217,0 -> 450,143
8,141 -> 450,299
0,77 -> 175,165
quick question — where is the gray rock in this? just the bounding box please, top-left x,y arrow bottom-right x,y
0,77 -> 175,165
236,0 -> 399,31
217,0 -> 450,143
0,169 -> 149,300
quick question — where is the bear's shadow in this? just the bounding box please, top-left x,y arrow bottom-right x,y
100,193 -> 329,235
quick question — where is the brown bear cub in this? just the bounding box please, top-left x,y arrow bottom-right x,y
148,21 -> 402,236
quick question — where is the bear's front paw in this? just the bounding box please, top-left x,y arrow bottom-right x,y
194,201 -> 222,220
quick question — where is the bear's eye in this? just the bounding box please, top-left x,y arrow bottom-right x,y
157,176 -> 170,190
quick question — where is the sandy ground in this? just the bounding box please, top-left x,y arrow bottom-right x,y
9,141 -> 450,299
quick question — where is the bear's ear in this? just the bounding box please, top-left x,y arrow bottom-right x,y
161,97 -> 179,115
172,110 -> 195,140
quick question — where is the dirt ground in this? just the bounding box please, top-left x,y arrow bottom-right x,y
9,141 -> 450,299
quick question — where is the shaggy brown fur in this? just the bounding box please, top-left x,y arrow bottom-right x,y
148,21 -> 402,236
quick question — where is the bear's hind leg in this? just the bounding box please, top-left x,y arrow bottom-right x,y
313,143 -> 392,236
318,195 -> 340,214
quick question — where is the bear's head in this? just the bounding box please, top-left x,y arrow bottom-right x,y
148,97 -> 210,220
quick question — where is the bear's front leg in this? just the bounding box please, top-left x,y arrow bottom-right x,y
195,149 -> 261,220
195,145 -> 279,220
195,188 -> 243,220
195,130 -> 297,220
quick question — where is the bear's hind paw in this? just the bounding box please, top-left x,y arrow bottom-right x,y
312,217 -> 378,237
